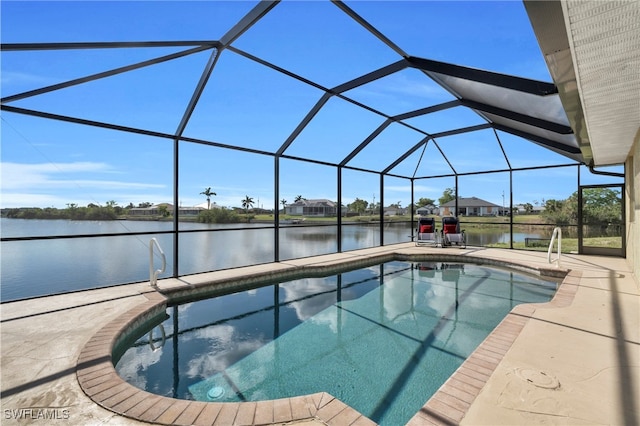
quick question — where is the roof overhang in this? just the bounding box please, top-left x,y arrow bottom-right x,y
524,0 -> 640,167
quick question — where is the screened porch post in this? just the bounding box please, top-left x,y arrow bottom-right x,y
274,156 -> 280,262
410,178 -> 415,242
337,166 -> 342,253
509,170 -> 514,249
577,164 -> 582,253
173,137 -> 179,278
455,175 -> 459,217
379,173 -> 384,246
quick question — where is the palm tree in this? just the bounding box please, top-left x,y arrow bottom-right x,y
200,187 -> 216,210
242,195 -> 254,214
281,199 -> 287,213
294,195 -> 305,203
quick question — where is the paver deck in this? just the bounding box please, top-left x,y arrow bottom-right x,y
1,244 -> 638,425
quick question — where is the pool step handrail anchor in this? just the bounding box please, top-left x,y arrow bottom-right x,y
149,238 -> 166,288
547,227 -> 562,267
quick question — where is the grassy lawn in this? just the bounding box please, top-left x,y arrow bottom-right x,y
252,214 -> 415,223
456,214 -> 558,226
251,213 -> 620,252
487,236 -> 622,252
488,240 -> 574,252
253,214 -> 549,223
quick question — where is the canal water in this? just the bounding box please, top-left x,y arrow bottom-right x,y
0,218 -> 543,302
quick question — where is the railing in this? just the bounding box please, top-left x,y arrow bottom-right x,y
547,227 -> 562,267
148,324 -> 166,351
149,238 -> 166,287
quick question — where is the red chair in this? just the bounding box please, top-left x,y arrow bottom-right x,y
416,217 -> 439,247
441,216 -> 465,248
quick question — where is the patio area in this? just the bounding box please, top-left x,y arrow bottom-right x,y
1,245 -> 637,425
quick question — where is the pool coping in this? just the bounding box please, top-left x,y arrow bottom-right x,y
76,251 -> 574,426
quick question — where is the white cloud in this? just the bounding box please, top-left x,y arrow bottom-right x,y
115,344 -> 163,391
387,73 -> 450,99
1,161 -> 111,190
185,324 -> 265,379
354,72 -> 450,103
0,161 -> 167,208
413,184 -> 440,194
384,184 -> 412,193
0,193 -> 66,208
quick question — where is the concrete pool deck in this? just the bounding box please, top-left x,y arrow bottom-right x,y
1,244 -> 638,425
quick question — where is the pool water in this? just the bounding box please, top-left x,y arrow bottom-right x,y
115,261 -> 557,425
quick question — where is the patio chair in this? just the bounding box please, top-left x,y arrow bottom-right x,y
441,216 -> 466,248
416,217 -> 439,247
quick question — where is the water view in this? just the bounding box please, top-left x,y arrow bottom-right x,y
1,218 -> 548,302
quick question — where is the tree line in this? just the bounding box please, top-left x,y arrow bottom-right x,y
540,188 -> 621,225
3,187 -> 620,225
346,189 -> 450,216
3,201 -> 132,220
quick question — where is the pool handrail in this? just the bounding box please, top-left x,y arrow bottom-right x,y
148,324 -> 166,351
149,238 -> 166,287
547,227 -> 562,267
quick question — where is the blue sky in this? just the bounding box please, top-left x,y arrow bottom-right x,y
0,1 -> 623,211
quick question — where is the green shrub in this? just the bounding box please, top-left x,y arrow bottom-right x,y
197,208 -> 240,223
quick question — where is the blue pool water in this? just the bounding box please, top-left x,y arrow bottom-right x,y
115,261 -> 557,425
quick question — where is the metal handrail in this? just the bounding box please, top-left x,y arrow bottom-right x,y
547,227 -> 562,267
148,324 -> 166,352
149,238 -> 166,287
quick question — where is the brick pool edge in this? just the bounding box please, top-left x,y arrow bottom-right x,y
76,252 -> 573,426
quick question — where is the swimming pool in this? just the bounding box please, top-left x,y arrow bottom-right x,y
114,260 -> 557,425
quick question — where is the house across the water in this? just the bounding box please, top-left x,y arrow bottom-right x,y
285,199 -> 339,217
439,197 -> 508,216
128,203 -> 208,216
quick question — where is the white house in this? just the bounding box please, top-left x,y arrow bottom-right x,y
416,204 -> 438,216
285,199 -> 339,217
383,206 -> 407,216
128,203 -> 206,216
514,203 -> 546,215
439,197 -> 507,216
